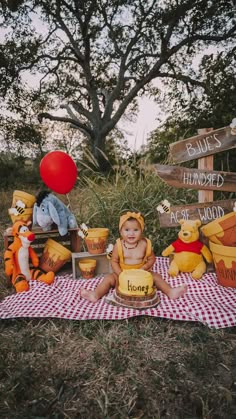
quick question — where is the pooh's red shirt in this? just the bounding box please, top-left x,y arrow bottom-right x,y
172,239 -> 204,254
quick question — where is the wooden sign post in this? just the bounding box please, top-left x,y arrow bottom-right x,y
197,128 -> 214,203
154,125 -> 236,228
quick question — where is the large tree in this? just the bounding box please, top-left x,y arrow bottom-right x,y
1,0 -> 235,171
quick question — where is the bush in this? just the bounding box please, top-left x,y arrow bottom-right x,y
0,155 -> 41,189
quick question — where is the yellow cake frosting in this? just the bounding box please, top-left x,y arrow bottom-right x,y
118,269 -> 154,296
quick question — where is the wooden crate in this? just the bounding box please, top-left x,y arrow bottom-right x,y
72,252 -> 112,279
4,227 -> 82,274
4,227 -> 81,256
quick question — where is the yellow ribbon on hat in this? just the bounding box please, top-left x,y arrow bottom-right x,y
119,211 -> 144,231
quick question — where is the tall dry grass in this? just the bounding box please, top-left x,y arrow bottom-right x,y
71,161 -> 198,255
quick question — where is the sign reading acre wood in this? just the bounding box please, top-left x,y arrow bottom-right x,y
154,126 -> 236,227
158,199 -> 236,228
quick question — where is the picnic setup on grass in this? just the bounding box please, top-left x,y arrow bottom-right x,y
1,123 -> 236,329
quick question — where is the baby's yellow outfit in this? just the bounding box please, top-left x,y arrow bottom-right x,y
116,238 -> 152,270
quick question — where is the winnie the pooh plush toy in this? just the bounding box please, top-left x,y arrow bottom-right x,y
162,219 -> 212,280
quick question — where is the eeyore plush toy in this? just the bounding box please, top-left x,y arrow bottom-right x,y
33,191 -> 78,236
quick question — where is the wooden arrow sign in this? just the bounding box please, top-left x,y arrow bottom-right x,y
154,164 -> 236,192
169,126 -> 236,164
157,199 -> 236,228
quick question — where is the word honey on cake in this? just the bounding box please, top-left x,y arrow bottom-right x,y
118,269 -> 154,296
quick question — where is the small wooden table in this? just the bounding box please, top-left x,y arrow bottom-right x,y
72,252 -> 112,279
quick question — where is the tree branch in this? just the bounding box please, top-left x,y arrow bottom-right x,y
38,112 -> 92,137
158,72 -> 207,90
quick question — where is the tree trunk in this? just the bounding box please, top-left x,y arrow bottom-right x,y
93,132 -> 111,173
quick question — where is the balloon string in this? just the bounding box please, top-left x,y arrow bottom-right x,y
66,193 -> 72,211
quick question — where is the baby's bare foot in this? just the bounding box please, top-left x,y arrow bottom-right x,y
168,284 -> 187,300
80,287 -> 98,303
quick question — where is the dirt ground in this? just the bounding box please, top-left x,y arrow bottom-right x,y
0,317 -> 236,418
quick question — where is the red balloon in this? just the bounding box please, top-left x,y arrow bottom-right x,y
40,151 -> 78,194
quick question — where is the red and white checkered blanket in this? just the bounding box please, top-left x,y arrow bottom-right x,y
0,258 -> 235,329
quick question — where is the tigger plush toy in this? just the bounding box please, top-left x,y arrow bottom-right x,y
4,220 -> 55,293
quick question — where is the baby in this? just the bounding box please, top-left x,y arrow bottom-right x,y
81,211 -> 187,302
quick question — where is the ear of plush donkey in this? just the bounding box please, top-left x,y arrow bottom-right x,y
33,204 -> 38,225
48,202 -> 60,226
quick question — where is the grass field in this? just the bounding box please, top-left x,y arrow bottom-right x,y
0,181 -> 236,419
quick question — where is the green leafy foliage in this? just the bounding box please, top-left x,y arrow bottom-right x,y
0,154 -> 41,188
146,48 -> 236,173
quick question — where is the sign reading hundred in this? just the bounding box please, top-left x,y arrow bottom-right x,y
154,164 -> 236,192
